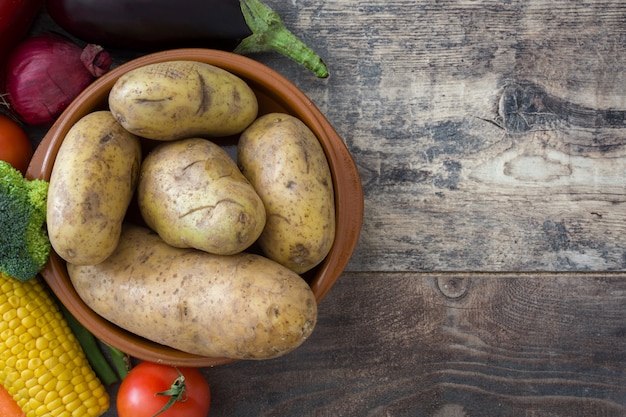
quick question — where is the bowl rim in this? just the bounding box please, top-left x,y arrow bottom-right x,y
26,48 -> 364,367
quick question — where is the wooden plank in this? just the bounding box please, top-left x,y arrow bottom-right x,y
27,1 -> 626,272
23,3 -> 626,416
101,272 -> 624,417
265,0 -> 626,273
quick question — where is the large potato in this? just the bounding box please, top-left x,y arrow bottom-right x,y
138,138 -> 266,255
108,60 -> 258,140
67,224 -> 318,360
238,113 -> 336,274
47,111 -> 141,265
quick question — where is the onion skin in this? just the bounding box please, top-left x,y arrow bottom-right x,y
4,33 -> 112,127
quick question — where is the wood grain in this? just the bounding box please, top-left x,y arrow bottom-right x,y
22,1 -> 626,416
267,0 -> 626,273
101,272 -> 626,417
28,0 -> 626,273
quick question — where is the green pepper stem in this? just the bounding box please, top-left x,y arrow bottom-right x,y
234,0 -> 329,78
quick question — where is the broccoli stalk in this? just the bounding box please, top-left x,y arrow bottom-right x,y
0,161 -> 50,281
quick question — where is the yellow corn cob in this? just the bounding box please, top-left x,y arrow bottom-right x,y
0,272 -> 109,417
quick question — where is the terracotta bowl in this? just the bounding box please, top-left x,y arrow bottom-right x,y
26,49 -> 363,367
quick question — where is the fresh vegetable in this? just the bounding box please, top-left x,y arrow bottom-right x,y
0,160 -> 49,282
138,138 -> 266,255
238,113 -> 336,274
106,344 -> 131,380
108,60 -> 258,141
57,299 -> 120,386
68,224 -> 318,360
0,114 -> 33,174
4,32 -> 112,126
0,0 -> 42,64
46,111 -> 141,266
45,0 -> 329,78
0,384 -> 25,417
0,271 -> 110,416
117,362 -> 210,417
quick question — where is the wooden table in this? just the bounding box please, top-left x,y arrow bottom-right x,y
26,1 -> 626,416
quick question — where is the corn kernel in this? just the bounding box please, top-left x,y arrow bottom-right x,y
1,328 -> 13,340
0,274 -> 110,416
39,345 -> 54,362
65,397 -> 81,412
11,342 -> 26,356
72,380 -> 87,395
82,395 -> 99,409
57,368 -> 74,382
58,383 -> 74,399
44,390 -> 59,404
72,404 -> 88,416
19,332 -> 33,345
88,378 -> 103,390
5,334 -> 19,348
8,294 -> 21,307
5,355 -> 17,368
12,375 -> 26,391
12,286 -> 26,298
77,388 -> 91,402
34,404 -> 49,416
0,304 -> 9,316
16,306 -> 29,319
61,390 -> 78,405
30,386 -> 46,402
47,338 -> 60,350
15,358 -> 28,371
21,313 -> 35,327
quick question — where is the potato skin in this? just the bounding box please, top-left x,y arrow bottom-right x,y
67,225 -> 318,360
138,138 -> 266,255
108,60 -> 258,141
238,113 -> 336,274
47,111 -> 141,265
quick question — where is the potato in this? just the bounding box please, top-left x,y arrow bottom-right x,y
108,60 -> 258,140
238,113 -> 336,274
67,224 -> 317,359
47,111 -> 141,265
138,138 -> 266,255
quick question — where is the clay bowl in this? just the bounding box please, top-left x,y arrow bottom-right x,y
26,49 -> 363,367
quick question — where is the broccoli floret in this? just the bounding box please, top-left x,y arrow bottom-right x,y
0,160 -> 51,281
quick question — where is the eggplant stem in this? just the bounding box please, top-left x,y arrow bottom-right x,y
234,0 -> 329,78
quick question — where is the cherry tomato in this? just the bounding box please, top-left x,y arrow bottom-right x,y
0,114 -> 32,174
117,362 -> 211,417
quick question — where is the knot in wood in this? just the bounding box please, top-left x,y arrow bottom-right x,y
498,81 -> 555,132
436,276 -> 470,299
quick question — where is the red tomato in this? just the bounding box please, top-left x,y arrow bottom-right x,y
117,362 -> 211,417
0,114 -> 32,174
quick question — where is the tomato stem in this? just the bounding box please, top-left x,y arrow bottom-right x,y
151,368 -> 188,417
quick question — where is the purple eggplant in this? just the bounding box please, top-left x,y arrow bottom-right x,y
46,0 -> 328,77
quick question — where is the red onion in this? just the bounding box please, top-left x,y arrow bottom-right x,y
4,32 -> 112,126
